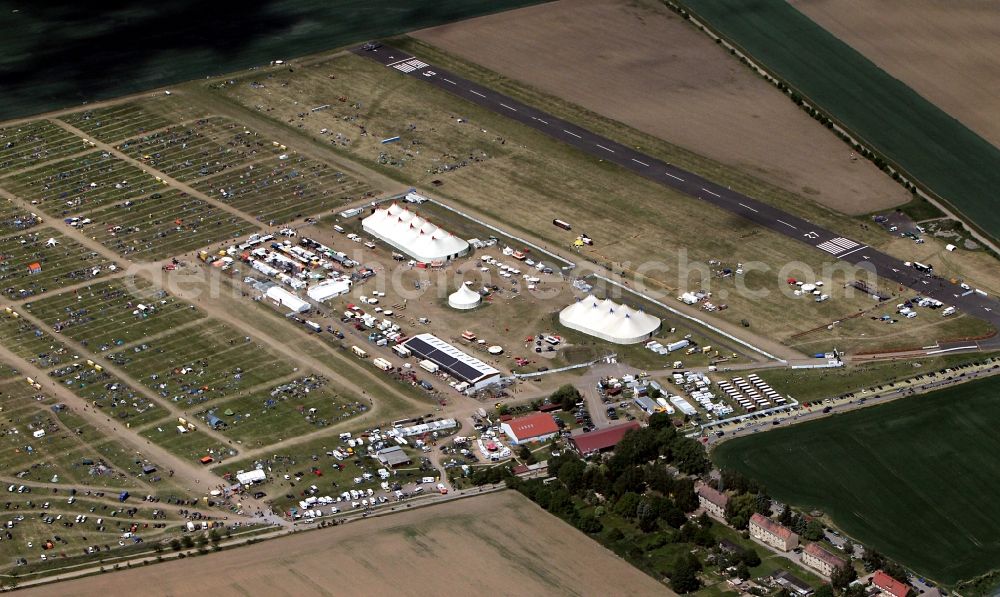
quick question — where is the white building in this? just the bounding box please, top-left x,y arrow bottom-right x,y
362,203 -> 469,263
558,295 -> 660,344
307,278 -> 352,302
448,284 -> 481,310
265,286 -> 310,313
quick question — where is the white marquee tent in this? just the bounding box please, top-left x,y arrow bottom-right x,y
362,203 -> 469,262
558,295 -> 661,344
307,278 -> 352,302
448,284 -> 482,310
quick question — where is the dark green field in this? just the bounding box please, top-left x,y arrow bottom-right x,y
678,0 -> 1000,241
0,0 -> 543,121
714,374 -> 1000,586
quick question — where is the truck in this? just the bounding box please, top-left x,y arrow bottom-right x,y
305,321 -> 322,333
392,344 -> 412,358
552,219 -> 572,231
666,339 -> 690,353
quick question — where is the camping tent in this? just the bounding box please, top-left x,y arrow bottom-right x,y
448,284 -> 481,310
558,295 -> 661,344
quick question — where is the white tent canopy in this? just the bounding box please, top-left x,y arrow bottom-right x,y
307,278 -> 352,302
558,295 -> 661,344
362,203 -> 469,262
448,284 -> 481,310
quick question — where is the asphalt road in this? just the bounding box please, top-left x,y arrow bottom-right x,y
353,44 -> 1000,347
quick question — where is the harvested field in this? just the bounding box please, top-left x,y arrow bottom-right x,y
678,0 -> 1000,242
22,491 -> 665,596
793,0 -> 1000,150
413,0 -> 908,215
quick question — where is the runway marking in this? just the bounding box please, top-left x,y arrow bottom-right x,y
837,245 -> 867,259
469,90 -> 486,98
777,219 -> 796,229
408,59 -> 428,69
738,202 -> 758,213
563,129 -> 582,139
702,187 -> 721,198
596,144 -> 615,153
385,57 -> 413,67
394,63 -> 417,73
499,103 -> 517,112
816,237 -> 860,255
442,78 -> 457,85
532,117 -> 549,125
665,172 -> 685,182
631,158 -> 649,167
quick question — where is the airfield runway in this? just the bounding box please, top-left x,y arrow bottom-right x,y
353,44 -> 1000,347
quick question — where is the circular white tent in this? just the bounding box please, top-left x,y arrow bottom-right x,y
448,284 -> 482,310
558,295 -> 660,344
362,203 -> 469,263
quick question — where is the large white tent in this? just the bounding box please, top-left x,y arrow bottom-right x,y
307,278 -> 352,302
558,295 -> 660,344
448,284 -> 481,310
362,203 -> 469,263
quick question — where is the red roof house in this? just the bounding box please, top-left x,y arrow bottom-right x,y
500,412 -> 560,444
570,422 -> 640,455
873,571 -> 911,597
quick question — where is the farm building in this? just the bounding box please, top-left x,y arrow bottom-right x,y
448,284 -> 482,310
558,295 -> 660,344
307,278 -> 351,302
696,484 -> 729,519
265,286 -> 310,313
501,412 -> 560,445
362,203 -> 469,262
749,513 -> 799,552
374,446 -> 412,468
402,333 -> 500,390
569,421 -> 640,456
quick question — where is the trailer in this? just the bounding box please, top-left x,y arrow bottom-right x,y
666,339 -> 690,353
553,219 -> 572,231
419,359 -> 440,373
373,357 -> 393,372
305,321 -> 322,333
351,346 -> 368,359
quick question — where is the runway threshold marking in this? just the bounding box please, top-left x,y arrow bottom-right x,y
596,144 -> 615,153
665,172 -> 684,182
738,202 -> 758,213
631,158 -> 649,167
563,129 -> 582,139
499,103 -> 517,112
469,90 -> 486,98
385,57 -> 413,67
838,245 -> 867,259
702,187 -> 721,198
777,219 -> 796,229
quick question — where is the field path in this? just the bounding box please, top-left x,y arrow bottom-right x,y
47,119 -> 264,231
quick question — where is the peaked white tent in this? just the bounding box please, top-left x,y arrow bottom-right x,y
448,284 -> 482,310
362,203 -> 469,262
558,295 -> 660,344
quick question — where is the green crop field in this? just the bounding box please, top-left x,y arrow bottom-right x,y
678,0 -> 1000,240
714,375 -> 1000,586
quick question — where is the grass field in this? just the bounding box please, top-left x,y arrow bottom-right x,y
0,120 -> 84,171
678,0 -> 1000,241
213,52 -> 990,355
714,374 -> 1000,585
0,229 -> 115,300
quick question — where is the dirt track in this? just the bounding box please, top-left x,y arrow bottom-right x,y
793,0 -> 1000,150
414,0 -> 908,215
20,491 -> 667,596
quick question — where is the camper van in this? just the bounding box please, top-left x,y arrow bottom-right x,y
351,346 -> 368,359
373,357 -> 393,372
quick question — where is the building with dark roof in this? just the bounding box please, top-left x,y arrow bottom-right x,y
569,422 -> 640,456
402,333 -> 501,390
774,571 -> 814,596
374,446 -> 412,468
